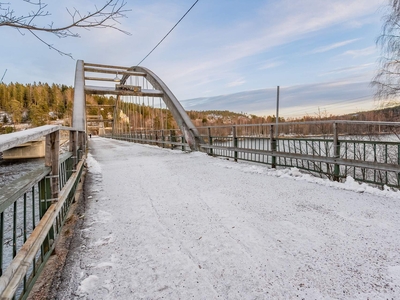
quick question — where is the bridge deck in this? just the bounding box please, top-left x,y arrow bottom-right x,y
52,137 -> 400,299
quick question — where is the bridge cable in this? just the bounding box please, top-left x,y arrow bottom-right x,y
137,0 -> 200,66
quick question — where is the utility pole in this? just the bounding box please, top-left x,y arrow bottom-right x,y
276,85 -> 280,137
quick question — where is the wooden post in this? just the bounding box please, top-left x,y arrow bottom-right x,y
45,131 -> 60,200
78,131 -> 85,160
270,125 -> 276,168
69,130 -> 77,170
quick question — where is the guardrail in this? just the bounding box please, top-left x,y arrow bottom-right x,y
109,128 -> 189,151
106,121 -> 400,189
0,125 -> 86,300
196,121 -> 400,189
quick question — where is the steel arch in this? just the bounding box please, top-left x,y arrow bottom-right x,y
120,66 -> 202,150
73,60 -> 203,150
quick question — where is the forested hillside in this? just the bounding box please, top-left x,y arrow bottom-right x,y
0,83 -> 74,131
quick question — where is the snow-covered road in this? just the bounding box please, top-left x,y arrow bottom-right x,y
55,137 -> 400,299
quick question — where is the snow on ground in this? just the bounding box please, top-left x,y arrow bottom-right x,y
58,136 -> 400,299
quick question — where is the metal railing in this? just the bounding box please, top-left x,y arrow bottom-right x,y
110,128 -> 189,151
0,125 -> 86,300
105,121 -> 400,189
196,121 -> 400,189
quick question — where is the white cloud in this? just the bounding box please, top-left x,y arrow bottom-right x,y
311,39 -> 361,54
150,0 -> 382,98
0,0 -> 384,104
321,63 -> 375,76
342,46 -> 377,57
181,79 -> 375,118
226,78 -> 246,87
259,60 -> 284,70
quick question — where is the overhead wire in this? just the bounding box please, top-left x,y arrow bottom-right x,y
137,0 -> 200,66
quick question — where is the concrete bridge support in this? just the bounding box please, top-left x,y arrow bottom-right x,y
2,140 -> 45,159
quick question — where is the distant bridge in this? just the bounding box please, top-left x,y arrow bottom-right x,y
0,60 -> 400,299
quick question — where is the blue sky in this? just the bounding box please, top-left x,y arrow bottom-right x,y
0,0 -> 388,118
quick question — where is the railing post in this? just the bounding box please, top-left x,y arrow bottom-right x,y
77,132 -> 81,159
170,130 -> 175,150
161,130 -> 165,148
181,135 -> 185,151
270,125 -> 276,168
398,144 -> 400,187
333,122 -> 340,181
39,175 -> 52,255
155,131 -> 159,147
43,130 -> 59,252
69,130 -> 78,170
45,131 -> 60,200
232,125 -> 238,162
208,127 -> 213,156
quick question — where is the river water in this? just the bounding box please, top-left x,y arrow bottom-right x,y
1,158 -> 45,287
0,158 -> 44,188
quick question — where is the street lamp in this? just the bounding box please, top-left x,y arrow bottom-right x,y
114,71 -> 120,82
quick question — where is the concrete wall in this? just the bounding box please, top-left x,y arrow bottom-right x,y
3,140 -> 45,159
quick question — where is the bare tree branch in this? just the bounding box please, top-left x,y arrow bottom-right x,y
373,0 -> 400,104
28,29 -> 73,58
0,0 -> 131,57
